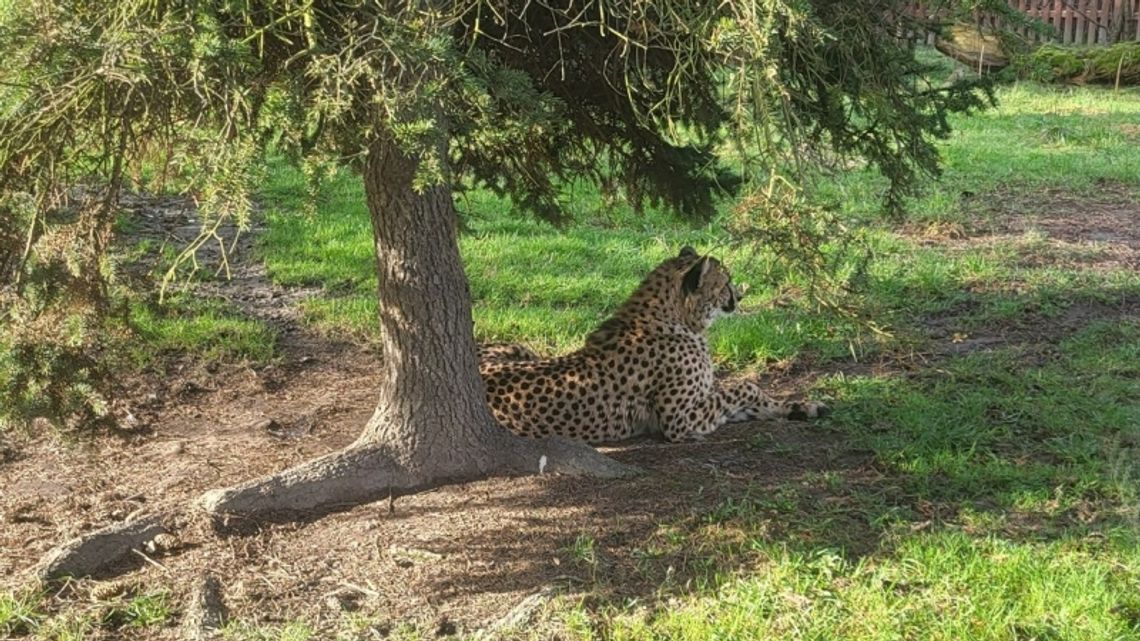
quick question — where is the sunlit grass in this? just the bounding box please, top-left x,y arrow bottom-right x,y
128,295 -> 277,365
590,533 -> 1139,641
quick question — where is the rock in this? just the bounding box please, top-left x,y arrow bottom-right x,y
935,24 -> 1008,72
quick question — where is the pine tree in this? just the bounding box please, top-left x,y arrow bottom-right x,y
1,1 -> 992,528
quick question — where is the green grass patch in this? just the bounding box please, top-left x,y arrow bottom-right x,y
0,589 -> 175,639
259,161 -> 876,361
0,590 -> 44,637
258,74 -> 1140,366
825,323 -> 1140,510
553,318 -> 1140,641
127,295 -> 277,365
593,533 -> 1139,641
222,619 -> 317,641
102,590 -> 174,629
822,80 -> 1140,225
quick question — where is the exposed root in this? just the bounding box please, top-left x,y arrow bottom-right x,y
200,446 -> 423,522
504,435 -> 639,479
201,436 -> 637,523
181,572 -> 228,640
37,433 -> 637,580
38,513 -> 169,580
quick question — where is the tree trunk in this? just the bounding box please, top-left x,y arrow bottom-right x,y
353,135 -> 508,477
199,134 -> 633,521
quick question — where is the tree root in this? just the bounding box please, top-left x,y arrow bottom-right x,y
201,436 -> 637,522
506,435 -> 638,479
181,572 -> 228,640
38,513 -> 169,580
200,446 -> 420,522
35,434 -> 636,580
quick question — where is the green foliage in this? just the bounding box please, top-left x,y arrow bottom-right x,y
1019,44 -> 1088,81
0,0 -> 264,431
0,325 -> 113,433
0,0 -> 996,432
0,200 -> 121,432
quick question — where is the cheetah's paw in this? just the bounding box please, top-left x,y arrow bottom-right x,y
787,401 -> 829,421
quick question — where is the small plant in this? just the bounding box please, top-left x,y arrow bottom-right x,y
706,495 -> 763,524
569,533 -> 598,568
101,590 -> 172,629
0,590 -> 45,636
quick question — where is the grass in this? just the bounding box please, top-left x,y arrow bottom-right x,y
110,216 -> 280,367
579,325 -> 1140,639
222,620 -> 316,641
0,589 -> 173,639
0,590 -> 43,637
103,590 -> 173,629
126,294 -> 277,365
257,68 -> 1140,366
827,327 -> 1140,507
590,534 -> 1138,641
825,48 -> 1140,225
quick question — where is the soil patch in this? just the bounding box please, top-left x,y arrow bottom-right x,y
898,185 -> 1140,359
907,184 -> 1140,271
1,360 -> 859,636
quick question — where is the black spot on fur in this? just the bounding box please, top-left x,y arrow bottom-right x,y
787,403 -> 808,421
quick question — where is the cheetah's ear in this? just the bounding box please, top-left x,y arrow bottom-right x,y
681,257 -> 711,295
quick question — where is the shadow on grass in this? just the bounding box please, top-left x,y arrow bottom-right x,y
360,294 -> 1140,612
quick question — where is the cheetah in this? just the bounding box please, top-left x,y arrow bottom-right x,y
479,247 -> 827,444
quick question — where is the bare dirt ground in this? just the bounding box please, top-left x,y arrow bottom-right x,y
1,187 -> 1137,638
909,182 -> 1140,272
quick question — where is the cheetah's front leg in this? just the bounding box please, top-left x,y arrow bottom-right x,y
721,378 -> 828,424
658,379 -> 820,442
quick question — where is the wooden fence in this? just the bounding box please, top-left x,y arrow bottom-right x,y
906,0 -> 1140,45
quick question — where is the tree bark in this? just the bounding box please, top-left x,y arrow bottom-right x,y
199,134 -> 634,521
354,134 -> 508,477
37,513 -> 166,580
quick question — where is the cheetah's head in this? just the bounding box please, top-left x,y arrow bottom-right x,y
676,246 -> 741,330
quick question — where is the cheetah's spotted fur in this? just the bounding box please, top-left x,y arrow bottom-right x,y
479,247 -> 826,444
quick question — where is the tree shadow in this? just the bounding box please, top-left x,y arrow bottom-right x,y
369,286 -> 1139,615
